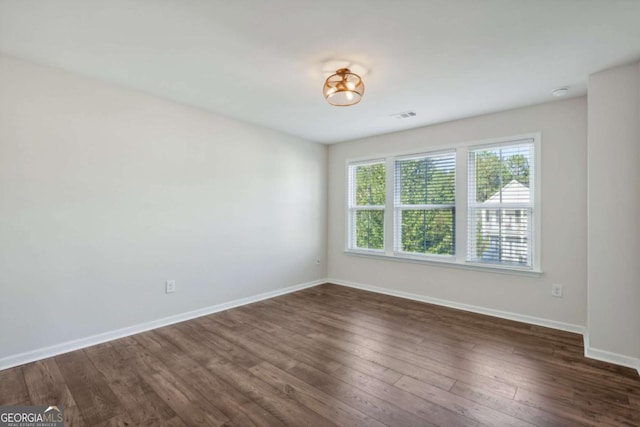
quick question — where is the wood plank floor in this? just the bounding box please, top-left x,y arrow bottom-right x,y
1,283 -> 639,426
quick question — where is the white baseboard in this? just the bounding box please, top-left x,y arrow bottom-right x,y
0,279 -> 325,372
582,333 -> 640,375
4,276 -> 638,376
328,278 -> 586,334
329,278 -> 640,375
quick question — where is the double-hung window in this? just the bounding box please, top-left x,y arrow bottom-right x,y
345,134 -> 540,273
394,151 -> 456,257
347,161 -> 386,252
467,140 -> 535,267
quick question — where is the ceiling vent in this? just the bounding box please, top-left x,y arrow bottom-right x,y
391,111 -> 417,119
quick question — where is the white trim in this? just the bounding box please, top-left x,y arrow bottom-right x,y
344,132 -> 541,165
5,275 -> 637,377
384,156 -> 395,256
344,132 -> 542,275
533,133 -> 542,272
466,136 -> 536,152
347,158 -> 386,167
466,134 -> 541,271
331,277 -> 639,376
343,250 -> 543,277
328,278 -> 584,334
455,145 -> 468,264
348,205 -> 385,211
0,279 -> 325,372
392,151 -> 457,256
396,204 -> 456,210
583,334 -> 640,375
346,160 -> 387,252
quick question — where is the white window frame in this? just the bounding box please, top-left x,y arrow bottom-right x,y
393,150 -> 457,261
466,138 -> 539,270
344,133 -> 542,276
346,159 -> 386,254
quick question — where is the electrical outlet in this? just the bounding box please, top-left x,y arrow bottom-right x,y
166,280 -> 176,294
551,283 -> 563,298
316,257 -> 321,265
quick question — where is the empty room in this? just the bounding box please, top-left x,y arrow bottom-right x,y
1,1 -> 639,426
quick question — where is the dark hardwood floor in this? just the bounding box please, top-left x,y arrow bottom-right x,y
1,283 -> 639,426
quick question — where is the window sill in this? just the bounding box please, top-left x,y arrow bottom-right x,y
344,250 -> 543,277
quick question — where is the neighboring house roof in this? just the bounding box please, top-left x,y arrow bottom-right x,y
484,180 -> 530,204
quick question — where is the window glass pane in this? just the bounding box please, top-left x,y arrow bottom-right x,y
468,140 -> 534,268
400,208 -> 455,255
397,154 -> 455,205
355,210 -> 384,250
473,146 -> 531,203
354,163 -> 385,206
470,208 -> 530,265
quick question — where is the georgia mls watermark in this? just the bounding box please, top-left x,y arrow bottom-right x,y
0,406 -> 64,427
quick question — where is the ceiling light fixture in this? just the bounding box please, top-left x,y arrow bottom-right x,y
323,68 -> 365,106
552,87 -> 569,97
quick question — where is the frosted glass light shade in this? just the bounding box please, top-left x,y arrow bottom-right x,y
323,68 -> 365,106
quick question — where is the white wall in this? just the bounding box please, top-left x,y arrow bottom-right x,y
0,55 -> 327,361
328,98 -> 588,327
587,62 -> 640,362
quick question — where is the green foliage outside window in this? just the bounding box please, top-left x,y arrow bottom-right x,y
474,151 -> 529,203
354,163 -> 385,205
401,209 -> 455,255
398,157 -> 455,255
353,163 -> 385,250
355,210 -> 384,250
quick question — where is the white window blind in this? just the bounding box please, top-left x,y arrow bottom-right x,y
394,151 -> 456,256
347,161 -> 386,251
467,140 -> 535,267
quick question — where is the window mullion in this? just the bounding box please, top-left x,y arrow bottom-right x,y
384,157 -> 395,256
455,146 -> 468,263
396,204 -> 455,209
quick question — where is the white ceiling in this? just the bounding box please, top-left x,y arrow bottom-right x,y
1,1 -> 640,144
